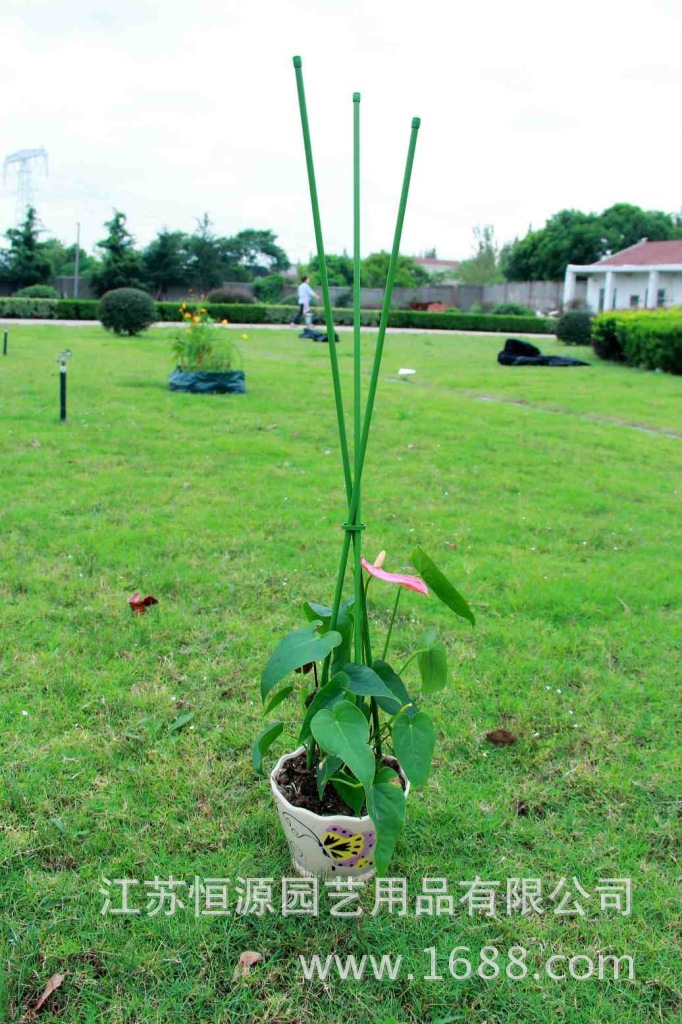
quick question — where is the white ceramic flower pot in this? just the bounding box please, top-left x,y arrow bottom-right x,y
270,745 -> 409,879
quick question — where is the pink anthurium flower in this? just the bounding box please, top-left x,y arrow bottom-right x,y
361,555 -> 429,596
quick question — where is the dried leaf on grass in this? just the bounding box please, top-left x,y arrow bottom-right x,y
231,951 -> 263,982
32,972 -> 65,1014
485,727 -> 517,746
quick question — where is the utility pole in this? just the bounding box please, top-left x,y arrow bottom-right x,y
74,222 -> 81,298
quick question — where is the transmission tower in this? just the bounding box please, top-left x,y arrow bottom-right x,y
3,148 -> 48,223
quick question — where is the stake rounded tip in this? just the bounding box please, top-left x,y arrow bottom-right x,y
353,91 -> 361,102
293,55 -> 302,67
412,116 -> 421,129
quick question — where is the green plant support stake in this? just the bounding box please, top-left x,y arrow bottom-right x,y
327,116 -> 421,631
352,91 -> 363,665
2,331 -> 7,355
292,56 -> 352,504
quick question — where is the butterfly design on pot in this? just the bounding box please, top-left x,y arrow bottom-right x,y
283,813 -> 375,870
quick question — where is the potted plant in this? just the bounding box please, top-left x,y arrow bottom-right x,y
168,305 -> 245,393
252,58 -> 475,878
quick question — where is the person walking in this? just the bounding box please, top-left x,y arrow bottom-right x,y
291,275 -> 318,326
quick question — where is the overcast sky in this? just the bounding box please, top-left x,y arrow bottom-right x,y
2,0 -> 680,264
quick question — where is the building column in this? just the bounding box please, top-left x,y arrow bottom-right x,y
563,268 -> 577,307
604,270 -> 616,310
647,269 -> 659,308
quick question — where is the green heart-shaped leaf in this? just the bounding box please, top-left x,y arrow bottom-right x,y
392,711 -> 435,787
299,673 -> 353,744
330,774 -> 365,816
341,663 -> 396,700
372,660 -> 418,716
261,622 -> 342,701
310,701 -> 375,791
316,755 -> 343,798
411,547 -> 475,625
417,627 -> 448,692
252,721 -> 284,777
367,766 -> 406,876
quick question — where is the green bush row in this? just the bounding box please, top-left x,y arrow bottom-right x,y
0,297 -> 59,318
155,303 -> 553,333
0,296 -> 555,335
592,310 -> 682,374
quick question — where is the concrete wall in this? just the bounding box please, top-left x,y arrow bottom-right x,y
3,276 -> 564,313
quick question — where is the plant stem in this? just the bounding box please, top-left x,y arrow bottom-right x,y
382,587 -> 401,661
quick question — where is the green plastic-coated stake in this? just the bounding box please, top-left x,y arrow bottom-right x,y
292,56 -> 352,502
349,116 -> 421,526
352,91 -> 363,665
327,115 -> 421,637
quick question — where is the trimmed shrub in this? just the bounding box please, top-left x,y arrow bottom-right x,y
591,309 -> 682,374
556,311 -> 593,345
622,313 -> 682,374
591,314 -> 625,362
492,301 -> 536,316
55,299 -> 99,320
0,297 -> 58,318
15,284 -> 60,299
252,274 -> 286,304
206,286 -> 255,304
98,288 -> 157,336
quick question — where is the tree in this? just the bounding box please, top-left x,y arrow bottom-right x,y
307,253 -> 354,286
182,214 -> 227,293
90,211 -> 143,295
2,207 -> 52,289
598,203 -> 679,254
224,229 -> 289,278
142,229 -> 187,299
361,251 -> 429,288
456,225 -> 504,285
502,204 -> 682,281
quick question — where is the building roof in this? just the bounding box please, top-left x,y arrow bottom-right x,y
595,239 -> 682,267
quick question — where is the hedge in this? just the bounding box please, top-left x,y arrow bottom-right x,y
156,303 -> 554,333
0,297 -> 59,318
0,297 -> 556,335
592,309 -> 682,374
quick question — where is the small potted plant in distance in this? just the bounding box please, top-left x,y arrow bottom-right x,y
252,59 -> 475,878
169,304 -> 245,394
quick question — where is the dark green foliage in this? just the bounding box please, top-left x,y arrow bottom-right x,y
141,230 -> 187,299
308,253 -> 354,286
492,301 -> 536,316
361,251 -> 429,288
227,229 -> 289,278
0,297 -> 57,318
15,284 -> 59,298
591,314 -> 625,362
556,311 -> 593,345
504,204 -> 682,282
252,274 -> 286,303
206,287 -> 255,304
98,288 -> 156,336
2,207 -> 52,289
592,310 -> 682,374
91,212 -> 144,296
55,299 -> 99,320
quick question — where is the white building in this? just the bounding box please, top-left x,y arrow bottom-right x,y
563,239 -> 682,312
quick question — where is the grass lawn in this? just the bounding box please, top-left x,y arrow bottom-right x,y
1,323 -> 680,1024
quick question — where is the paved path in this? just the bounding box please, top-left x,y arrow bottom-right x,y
0,318 -> 556,339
